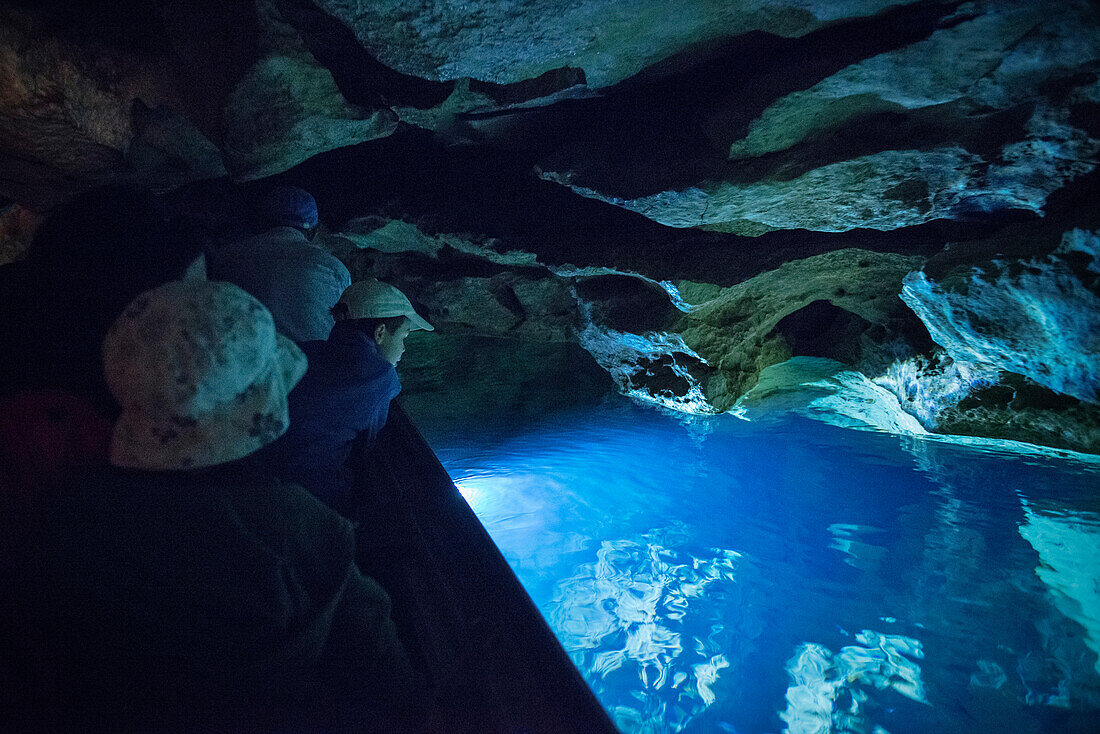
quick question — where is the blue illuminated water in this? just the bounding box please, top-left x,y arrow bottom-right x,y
402,344 -> 1100,733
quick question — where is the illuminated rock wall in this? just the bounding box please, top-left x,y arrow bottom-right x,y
1,0 -> 1097,452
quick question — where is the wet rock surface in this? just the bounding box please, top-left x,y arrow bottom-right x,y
0,4 -> 174,207
536,0 -> 1100,235
2,0 -> 1098,452
937,375 -> 1100,454
310,0 -> 915,88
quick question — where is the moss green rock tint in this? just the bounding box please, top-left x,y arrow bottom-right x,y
675,249 -> 923,411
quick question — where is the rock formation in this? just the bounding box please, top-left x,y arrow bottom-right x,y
1,0 -> 1097,453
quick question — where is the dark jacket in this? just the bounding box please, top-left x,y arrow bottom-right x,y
24,464 -> 418,729
266,324 -> 401,512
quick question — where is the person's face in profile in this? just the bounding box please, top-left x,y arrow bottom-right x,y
374,319 -> 413,365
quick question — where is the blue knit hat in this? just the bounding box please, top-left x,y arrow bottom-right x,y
262,186 -> 318,229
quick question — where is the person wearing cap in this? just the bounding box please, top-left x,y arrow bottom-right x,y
208,185 -> 351,344
265,278 -> 433,513
19,280 -> 420,729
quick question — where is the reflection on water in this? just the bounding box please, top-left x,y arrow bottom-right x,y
781,630 -> 926,734
549,533 -> 745,731
410,394 -> 1100,733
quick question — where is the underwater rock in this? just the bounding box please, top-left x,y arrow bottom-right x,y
311,0 -> 913,89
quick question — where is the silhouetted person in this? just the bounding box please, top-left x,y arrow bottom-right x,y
0,184 -> 205,416
209,185 -> 351,343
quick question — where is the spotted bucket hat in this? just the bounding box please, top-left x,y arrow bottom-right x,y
103,280 -> 307,470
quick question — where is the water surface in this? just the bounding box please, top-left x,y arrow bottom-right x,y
402,338 -> 1100,733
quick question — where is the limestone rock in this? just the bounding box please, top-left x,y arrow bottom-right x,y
935,376 -> 1100,454
223,50 -> 397,181
577,324 -> 715,413
341,218 -> 538,266
312,0 -> 913,89
545,109 -> 1098,234
395,271 -> 580,342
0,6 -> 158,206
872,351 -> 998,429
544,148 -> 983,233
0,203 -> 39,266
900,229 -> 1100,405
734,356 -> 928,435
416,276 -> 526,334
727,3 -> 1047,159
509,276 -> 582,340
536,0 -> 1100,234
675,249 -> 925,410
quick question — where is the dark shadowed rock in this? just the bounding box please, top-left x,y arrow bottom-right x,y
126,101 -> 227,191
0,203 -> 39,265
0,5 -> 166,207
770,300 -> 873,365
574,274 -> 679,333
936,374 -> 1100,453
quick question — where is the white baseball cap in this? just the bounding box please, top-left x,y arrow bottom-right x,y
337,278 -> 433,331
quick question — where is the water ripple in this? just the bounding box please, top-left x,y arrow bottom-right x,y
547,534 -> 747,731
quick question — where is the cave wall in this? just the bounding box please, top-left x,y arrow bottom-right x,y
1,0 -> 1097,452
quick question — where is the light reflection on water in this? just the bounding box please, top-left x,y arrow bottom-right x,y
412,397 -> 1100,733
